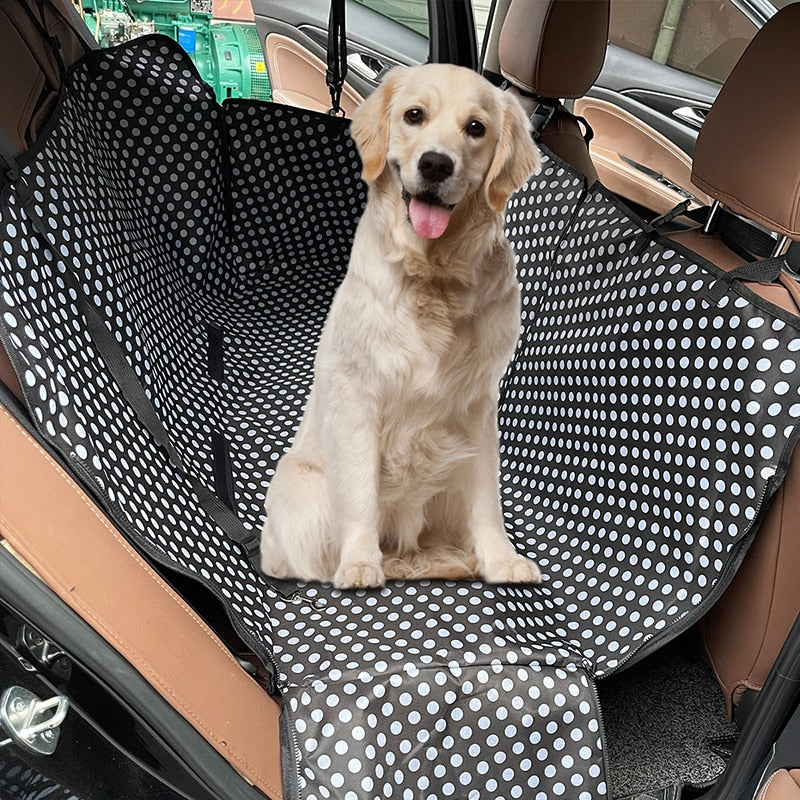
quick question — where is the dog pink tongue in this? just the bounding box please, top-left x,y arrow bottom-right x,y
408,197 -> 452,239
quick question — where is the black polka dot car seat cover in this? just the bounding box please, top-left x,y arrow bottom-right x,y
2,37 -> 799,799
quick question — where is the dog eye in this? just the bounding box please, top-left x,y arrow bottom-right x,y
403,107 -> 425,125
466,119 -> 486,138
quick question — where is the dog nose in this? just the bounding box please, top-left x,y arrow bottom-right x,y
418,151 -> 454,184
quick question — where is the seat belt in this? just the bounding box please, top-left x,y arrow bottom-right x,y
0,129 -> 262,568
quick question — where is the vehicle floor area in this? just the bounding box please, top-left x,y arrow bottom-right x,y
599,634 -> 738,798
2,35 -> 798,799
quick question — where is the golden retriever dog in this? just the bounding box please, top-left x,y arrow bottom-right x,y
260,63 -> 541,589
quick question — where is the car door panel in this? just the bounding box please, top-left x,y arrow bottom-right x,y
264,31 -> 363,113
586,86 -> 702,158
575,93 -> 711,215
577,43 -> 723,213
252,0 -> 428,111
598,44 -> 721,109
590,43 -> 722,158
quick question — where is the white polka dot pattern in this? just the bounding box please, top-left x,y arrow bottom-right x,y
276,583 -> 605,797
1,36 -> 799,798
502,181 -> 800,677
286,660 -> 603,799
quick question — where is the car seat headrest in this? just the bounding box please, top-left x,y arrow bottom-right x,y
691,4 -> 800,240
498,0 -> 610,100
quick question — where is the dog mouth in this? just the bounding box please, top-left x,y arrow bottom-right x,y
401,189 -> 456,240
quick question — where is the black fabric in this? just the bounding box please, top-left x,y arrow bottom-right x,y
0,124 -> 261,561
326,0 -> 348,115
677,203 -> 783,261
211,430 -> 236,513
2,36 -> 800,798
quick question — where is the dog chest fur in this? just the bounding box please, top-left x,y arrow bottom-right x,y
340,202 -> 521,397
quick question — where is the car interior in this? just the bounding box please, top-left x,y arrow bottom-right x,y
0,0 -> 799,799
494,0 -> 800,794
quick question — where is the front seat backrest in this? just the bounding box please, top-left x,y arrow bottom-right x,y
497,0 -> 610,184
691,3 -> 800,240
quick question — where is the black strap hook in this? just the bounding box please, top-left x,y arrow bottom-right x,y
326,0 -> 348,116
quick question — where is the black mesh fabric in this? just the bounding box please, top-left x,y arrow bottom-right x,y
2,37 -> 800,799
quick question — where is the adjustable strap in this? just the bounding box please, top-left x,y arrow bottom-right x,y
609,198 -> 792,294
0,129 -> 22,193
0,134 -> 261,566
530,102 -> 557,140
326,0 -> 348,116
575,113 -> 594,144
627,199 -> 693,256
704,256 -> 788,305
673,202 -> 780,262
717,210 -> 778,262
624,197 -> 785,264
528,98 -> 594,145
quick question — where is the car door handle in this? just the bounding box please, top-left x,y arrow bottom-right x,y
346,52 -> 391,82
619,154 -> 697,202
672,105 -> 708,129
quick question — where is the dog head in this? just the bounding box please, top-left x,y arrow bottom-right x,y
350,63 -> 540,239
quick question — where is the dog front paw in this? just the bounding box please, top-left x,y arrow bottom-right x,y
482,555 -> 541,585
260,540 -> 289,579
334,561 -> 386,589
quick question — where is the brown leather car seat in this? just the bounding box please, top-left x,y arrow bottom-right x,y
660,3 -> 800,717
497,0 -> 610,185
0,0 -> 93,153
757,770 -> 800,800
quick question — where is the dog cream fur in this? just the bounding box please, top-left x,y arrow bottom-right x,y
261,63 -> 541,588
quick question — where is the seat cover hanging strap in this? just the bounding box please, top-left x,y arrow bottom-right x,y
325,0 -> 348,116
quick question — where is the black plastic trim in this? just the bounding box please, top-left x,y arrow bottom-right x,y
428,0 -> 478,70
696,612 -> 800,800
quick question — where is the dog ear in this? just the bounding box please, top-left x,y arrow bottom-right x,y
350,68 -> 403,183
484,93 -> 541,212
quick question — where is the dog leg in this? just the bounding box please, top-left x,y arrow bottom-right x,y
334,559 -> 384,589
327,395 -> 385,589
465,410 -> 541,585
261,451 -> 333,581
333,535 -> 385,589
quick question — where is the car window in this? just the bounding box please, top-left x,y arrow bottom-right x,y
473,0 -> 492,48
609,0 -> 758,85
351,0 -> 492,62
353,0 -> 429,37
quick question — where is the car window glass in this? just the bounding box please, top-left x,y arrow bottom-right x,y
473,0 -> 492,50
351,0 -> 493,57
353,0 -> 429,37
609,0 -> 758,84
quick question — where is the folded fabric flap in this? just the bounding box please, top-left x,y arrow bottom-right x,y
283,658 -> 606,799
